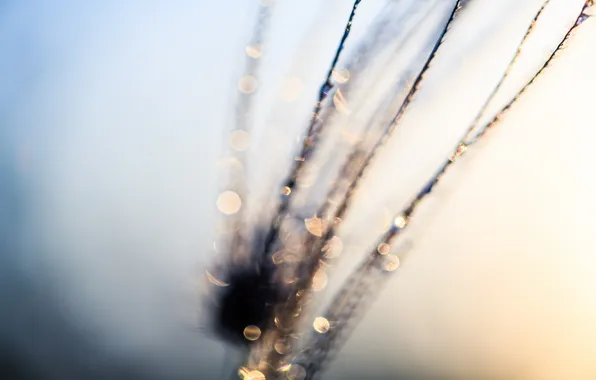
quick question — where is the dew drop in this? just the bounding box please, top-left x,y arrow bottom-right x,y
217,191 -> 242,215
450,142 -> 468,161
313,317 -> 330,334
230,130 -> 251,152
377,243 -> 391,256
394,215 -> 407,229
305,217 -> 325,237
241,369 -> 266,380
243,325 -> 262,341
382,254 -> 400,272
286,364 -> 306,380
274,339 -> 290,354
245,44 -> 263,59
239,75 -> 258,94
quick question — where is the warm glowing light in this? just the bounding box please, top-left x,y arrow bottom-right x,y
394,215 -> 407,229
305,217 -> 325,237
230,130 -> 251,152
274,339 -> 290,354
313,316 -> 330,334
382,254 -> 400,272
217,191 -> 242,215
450,142 -> 468,161
240,369 -> 265,380
238,367 -> 249,378
245,44 -> 263,59
238,75 -> 258,94
377,243 -> 391,255
282,186 -> 292,196
286,364 -> 306,380
243,325 -> 262,341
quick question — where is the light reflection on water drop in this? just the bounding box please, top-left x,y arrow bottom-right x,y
382,254 -> 400,272
304,217 -> 325,237
394,215 -> 407,229
246,44 -> 263,59
274,339 -> 290,355
377,243 -> 391,256
217,191 -> 242,215
243,325 -> 262,341
313,316 -> 330,334
286,364 -> 306,380
238,75 -> 258,94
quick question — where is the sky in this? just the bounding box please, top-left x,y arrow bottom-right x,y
1,0 -> 596,379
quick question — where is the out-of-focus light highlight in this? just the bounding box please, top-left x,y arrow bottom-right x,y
246,44 -> 263,59
377,243 -> 391,255
382,254 -> 400,272
313,316 -> 330,334
243,325 -> 262,341
394,215 -> 407,229
305,217 -> 325,237
286,364 -> 307,380
230,130 -> 251,152
238,75 -> 258,94
217,191 -> 242,215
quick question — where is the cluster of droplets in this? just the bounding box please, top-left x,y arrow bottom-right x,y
205,1 -> 595,379
284,1 -> 594,377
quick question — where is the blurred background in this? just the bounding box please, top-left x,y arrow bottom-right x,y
1,0 -> 596,379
